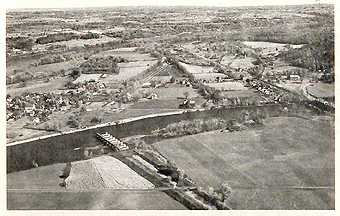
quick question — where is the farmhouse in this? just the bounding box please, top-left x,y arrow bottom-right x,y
289,75 -> 302,83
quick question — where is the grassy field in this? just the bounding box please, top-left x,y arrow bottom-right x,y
306,83 -> 334,98
6,76 -> 72,97
128,98 -> 205,110
145,85 -> 200,100
7,157 -> 185,210
205,82 -> 248,91
192,73 -> 226,80
7,163 -> 66,190
106,67 -> 149,82
7,190 -> 187,210
220,55 -> 256,70
117,60 -> 158,68
152,116 -> 334,210
66,156 -> 154,189
92,49 -> 156,62
220,89 -> 261,98
178,62 -> 214,74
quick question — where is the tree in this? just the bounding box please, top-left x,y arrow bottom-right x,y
183,91 -> 190,99
219,182 -> 232,202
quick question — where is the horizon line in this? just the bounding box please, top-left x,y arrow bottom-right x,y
6,3 -> 333,11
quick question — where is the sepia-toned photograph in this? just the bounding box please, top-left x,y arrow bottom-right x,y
5,0 -> 335,211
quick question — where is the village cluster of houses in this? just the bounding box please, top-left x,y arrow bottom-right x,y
6,89 -> 94,123
247,79 -> 300,104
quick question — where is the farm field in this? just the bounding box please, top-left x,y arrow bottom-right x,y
220,89 -> 261,98
118,60 -> 157,68
92,49 -> 157,62
192,72 -> 226,81
7,163 -> 66,190
178,62 -> 214,74
128,99 -> 186,110
152,116 -> 334,209
306,83 -> 334,98
7,155 -> 186,210
7,190 -> 187,210
73,74 -> 102,83
6,76 -> 72,97
66,156 -> 154,189
277,81 -> 304,92
145,85 -> 200,100
205,81 -> 248,91
128,97 -> 205,110
220,55 -> 256,70
102,66 -> 150,82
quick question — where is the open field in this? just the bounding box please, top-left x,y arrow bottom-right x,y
102,67 -> 150,82
7,156 -> 185,210
152,116 -> 334,209
221,56 -> 256,69
118,60 -> 158,68
92,49 -> 157,62
128,99 -> 186,110
74,74 -> 102,83
28,59 -> 83,73
192,73 -> 226,80
306,83 -> 334,98
205,82 -> 248,91
66,160 -> 106,189
178,62 -> 214,74
220,89 -> 261,98
145,85 -> 200,100
7,76 -> 72,97
90,156 -> 154,189
128,97 -> 205,110
7,190 -> 187,210
7,163 -> 66,190
229,57 -> 256,69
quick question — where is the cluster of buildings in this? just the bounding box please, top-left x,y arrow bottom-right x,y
247,79 -> 300,104
6,90 -> 91,122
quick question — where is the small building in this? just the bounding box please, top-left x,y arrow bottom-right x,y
142,82 -> 152,88
289,75 -> 302,83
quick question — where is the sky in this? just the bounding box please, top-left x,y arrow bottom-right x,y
5,0 -> 335,9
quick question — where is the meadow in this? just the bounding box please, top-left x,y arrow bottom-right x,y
152,116 -> 335,209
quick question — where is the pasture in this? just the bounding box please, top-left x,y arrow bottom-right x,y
146,85 -> 200,100
220,89 -> 261,98
152,116 -> 334,209
192,73 -> 226,81
306,83 -> 334,98
7,160 -> 184,210
102,66 -> 150,82
220,55 -> 256,69
178,62 -> 214,74
205,82 -> 247,91
92,49 -> 157,62
6,76 -> 71,97
7,190 -> 187,210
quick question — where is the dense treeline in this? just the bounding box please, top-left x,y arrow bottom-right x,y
151,110 -> 267,139
6,37 -> 35,50
279,28 -> 334,72
36,32 -> 100,45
